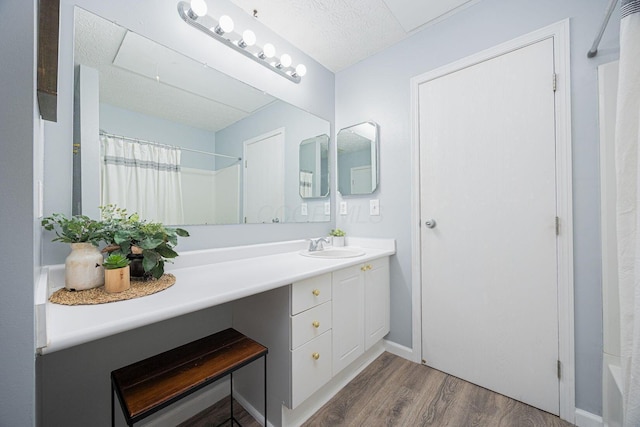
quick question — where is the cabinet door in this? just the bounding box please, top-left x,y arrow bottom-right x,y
365,257 -> 390,349
332,265 -> 365,373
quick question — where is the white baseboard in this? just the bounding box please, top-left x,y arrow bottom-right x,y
575,409 -> 603,427
383,339 -> 415,362
138,380 -> 229,426
234,390 -> 274,427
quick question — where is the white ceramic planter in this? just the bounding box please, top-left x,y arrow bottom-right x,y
65,243 -> 104,291
332,236 -> 345,247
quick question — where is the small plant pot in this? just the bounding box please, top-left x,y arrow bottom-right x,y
65,243 -> 104,291
127,254 -> 148,279
104,266 -> 131,294
332,236 -> 345,247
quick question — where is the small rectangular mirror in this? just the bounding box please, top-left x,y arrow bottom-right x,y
337,122 -> 378,196
299,134 -> 330,199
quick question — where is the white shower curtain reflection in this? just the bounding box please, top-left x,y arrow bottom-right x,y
615,1 -> 640,425
101,135 -> 184,225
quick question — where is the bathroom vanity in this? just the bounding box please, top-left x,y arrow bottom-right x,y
36,237 -> 394,425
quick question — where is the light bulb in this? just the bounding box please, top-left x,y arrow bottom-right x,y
280,54 -> 292,68
189,0 -> 207,17
260,43 -> 276,59
294,64 -> 307,77
239,29 -> 256,48
214,15 -> 234,35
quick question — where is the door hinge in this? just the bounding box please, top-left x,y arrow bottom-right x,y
557,360 -> 561,379
552,73 -> 557,92
555,216 -> 560,236
244,160 -> 248,168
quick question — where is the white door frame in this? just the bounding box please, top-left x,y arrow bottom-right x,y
409,20 -> 574,422
242,127 -> 285,223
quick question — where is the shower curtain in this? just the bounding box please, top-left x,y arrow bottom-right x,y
101,135 -> 184,225
615,1 -> 640,425
300,170 -> 313,197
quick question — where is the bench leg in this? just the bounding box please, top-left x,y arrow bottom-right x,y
264,354 -> 267,427
111,382 -> 115,427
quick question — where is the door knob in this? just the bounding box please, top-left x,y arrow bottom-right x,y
425,219 -> 437,229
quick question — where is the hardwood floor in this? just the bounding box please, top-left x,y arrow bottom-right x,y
182,352 -> 574,426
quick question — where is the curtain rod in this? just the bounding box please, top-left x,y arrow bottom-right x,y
99,131 -> 241,161
588,0 -> 618,58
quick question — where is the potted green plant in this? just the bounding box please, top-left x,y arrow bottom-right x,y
329,228 -> 346,247
100,205 -> 189,279
103,254 -> 131,293
42,213 -> 105,291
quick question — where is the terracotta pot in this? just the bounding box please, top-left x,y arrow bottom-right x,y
104,266 -> 131,293
65,243 -> 104,291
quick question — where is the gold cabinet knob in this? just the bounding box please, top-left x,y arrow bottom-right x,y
312,321 -> 320,328
361,264 -> 372,271
312,289 -> 320,296
312,352 -> 320,360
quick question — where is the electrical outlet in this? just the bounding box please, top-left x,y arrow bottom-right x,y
301,203 -> 308,216
370,199 -> 380,216
340,201 -> 348,215
324,202 -> 331,215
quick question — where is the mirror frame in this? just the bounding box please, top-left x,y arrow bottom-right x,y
336,121 -> 379,197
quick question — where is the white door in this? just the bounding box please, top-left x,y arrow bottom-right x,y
420,38 -> 559,414
243,129 -> 285,223
350,166 -> 372,194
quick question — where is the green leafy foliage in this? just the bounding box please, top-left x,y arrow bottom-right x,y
102,254 -> 130,270
100,205 -> 190,279
41,213 -> 103,245
329,228 -> 346,237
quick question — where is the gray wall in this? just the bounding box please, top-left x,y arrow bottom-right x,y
335,0 -> 620,416
0,0 -> 38,425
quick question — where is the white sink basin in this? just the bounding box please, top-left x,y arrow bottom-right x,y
299,248 -> 366,259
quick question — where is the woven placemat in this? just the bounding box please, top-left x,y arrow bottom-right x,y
49,274 -> 176,306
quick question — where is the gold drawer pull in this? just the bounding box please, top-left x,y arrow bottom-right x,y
312,352 -> 320,360
312,321 -> 320,328
312,289 -> 320,296
361,264 -> 372,271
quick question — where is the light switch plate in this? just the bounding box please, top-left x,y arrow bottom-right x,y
301,203 -> 308,216
370,199 -> 380,216
340,201 -> 348,215
324,202 -> 331,215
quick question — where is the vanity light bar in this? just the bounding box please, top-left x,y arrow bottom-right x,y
177,1 -> 306,83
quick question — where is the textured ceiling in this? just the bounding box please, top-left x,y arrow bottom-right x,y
74,8 -> 275,133
228,0 -> 481,71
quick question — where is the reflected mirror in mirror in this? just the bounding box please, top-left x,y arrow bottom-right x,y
337,122 -> 378,196
299,134 -> 329,199
73,8 -> 330,225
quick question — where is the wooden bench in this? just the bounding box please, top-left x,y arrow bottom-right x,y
111,328 -> 268,426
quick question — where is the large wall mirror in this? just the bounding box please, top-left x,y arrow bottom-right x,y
337,122 -> 378,196
73,8 -> 330,225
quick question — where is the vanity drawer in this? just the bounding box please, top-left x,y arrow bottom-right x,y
291,273 -> 331,315
290,301 -> 332,350
291,330 -> 332,408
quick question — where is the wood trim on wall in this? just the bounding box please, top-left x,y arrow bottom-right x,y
37,0 -> 60,122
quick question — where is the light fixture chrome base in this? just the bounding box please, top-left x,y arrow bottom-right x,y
177,1 -> 301,84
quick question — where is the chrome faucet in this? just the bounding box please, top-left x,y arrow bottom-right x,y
308,237 -> 330,252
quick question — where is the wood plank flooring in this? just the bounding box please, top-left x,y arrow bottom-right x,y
181,352 -> 574,426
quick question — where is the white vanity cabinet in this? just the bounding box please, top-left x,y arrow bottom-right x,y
332,257 -> 390,373
289,274 -> 333,408
231,255 -> 390,426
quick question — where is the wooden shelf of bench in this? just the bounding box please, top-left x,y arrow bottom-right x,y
111,328 -> 268,426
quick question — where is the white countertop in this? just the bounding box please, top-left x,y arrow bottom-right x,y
38,238 -> 395,354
